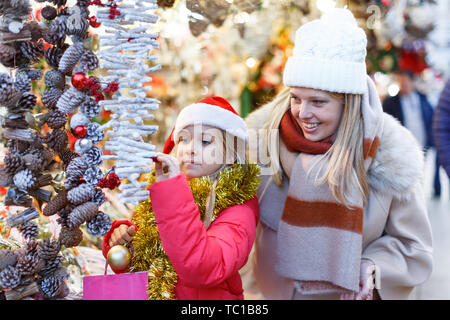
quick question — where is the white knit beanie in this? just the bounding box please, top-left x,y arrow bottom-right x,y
283,8 -> 368,94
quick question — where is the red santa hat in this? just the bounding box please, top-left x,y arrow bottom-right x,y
162,96 -> 248,154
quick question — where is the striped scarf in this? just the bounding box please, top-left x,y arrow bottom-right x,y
276,76 -> 384,295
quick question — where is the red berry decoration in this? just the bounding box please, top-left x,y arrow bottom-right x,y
72,73 -> 90,90
89,16 -> 101,28
89,0 -> 104,6
73,126 -> 87,138
97,172 -> 121,190
105,81 -> 119,93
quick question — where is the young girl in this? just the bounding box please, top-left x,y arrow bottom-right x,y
102,96 -> 260,300
245,8 -> 433,300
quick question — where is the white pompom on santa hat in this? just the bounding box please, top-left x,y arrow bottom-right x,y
162,96 -> 248,154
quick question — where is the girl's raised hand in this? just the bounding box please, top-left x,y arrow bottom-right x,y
154,153 -> 181,182
108,224 -> 136,247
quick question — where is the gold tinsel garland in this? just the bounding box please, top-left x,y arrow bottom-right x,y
130,163 -> 260,300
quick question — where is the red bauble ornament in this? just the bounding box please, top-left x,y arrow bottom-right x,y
89,16 -> 101,28
72,73 -> 89,90
73,125 -> 87,138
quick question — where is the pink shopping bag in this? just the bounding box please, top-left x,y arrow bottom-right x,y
83,263 -> 149,300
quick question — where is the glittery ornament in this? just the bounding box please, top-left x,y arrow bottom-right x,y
89,16 -> 101,28
71,72 -> 89,90
75,138 -> 93,154
70,112 -> 89,129
97,171 -> 120,190
73,125 -> 87,138
107,245 -> 131,274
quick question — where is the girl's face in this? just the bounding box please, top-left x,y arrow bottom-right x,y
175,124 -> 224,178
289,87 -> 344,142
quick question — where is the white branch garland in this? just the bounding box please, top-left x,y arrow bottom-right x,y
98,0 -> 160,205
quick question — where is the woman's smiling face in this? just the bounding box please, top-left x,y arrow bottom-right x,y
289,87 -> 344,142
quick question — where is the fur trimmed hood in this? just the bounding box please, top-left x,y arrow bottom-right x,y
245,102 -> 425,200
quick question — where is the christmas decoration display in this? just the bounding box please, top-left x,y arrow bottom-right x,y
0,0 -> 116,299
131,164 -> 260,300
94,0 -> 161,205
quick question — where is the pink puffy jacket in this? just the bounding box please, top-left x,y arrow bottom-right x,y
103,173 -> 259,300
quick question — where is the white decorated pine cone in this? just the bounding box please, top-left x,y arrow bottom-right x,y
56,87 -> 85,114
86,212 -> 112,237
86,122 -> 104,144
67,183 -> 96,205
13,169 -> 36,191
58,42 -> 85,75
79,96 -> 101,118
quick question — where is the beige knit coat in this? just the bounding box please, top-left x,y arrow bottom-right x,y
244,102 -> 433,300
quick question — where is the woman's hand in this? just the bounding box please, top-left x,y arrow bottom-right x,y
154,153 -> 181,182
108,224 -> 137,247
340,259 -> 375,300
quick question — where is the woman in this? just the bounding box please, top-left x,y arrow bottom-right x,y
245,8 -> 433,300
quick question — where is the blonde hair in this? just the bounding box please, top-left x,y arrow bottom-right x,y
264,87 -> 369,208
200,129 -> 249,229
